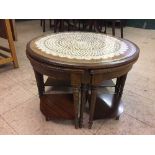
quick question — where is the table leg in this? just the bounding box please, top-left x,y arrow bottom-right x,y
113,74 -> 127,119
34,70 -> 45,98
79,84 -> 87,128
88,86 -> 97,129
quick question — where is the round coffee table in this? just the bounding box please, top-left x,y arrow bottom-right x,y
26,32 -> 139,129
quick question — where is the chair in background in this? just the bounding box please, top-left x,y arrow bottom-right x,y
40,19 -> 57,32
0,19 -> 19,68
104,19 -> 124,38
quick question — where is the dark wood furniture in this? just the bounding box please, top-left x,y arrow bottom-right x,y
0,19 -> 19,68
40,19 -> 124,39
26,49 -> 85,128
40,19 -> 56,32
92,20 -> 124,38
26,32 -> 139,129
107,19 -> 124,38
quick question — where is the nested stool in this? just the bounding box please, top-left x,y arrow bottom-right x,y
87,41 -> 139,129
88,73 -> 127,129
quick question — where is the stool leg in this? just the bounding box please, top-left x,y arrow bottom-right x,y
34,70 -> 45,98
115,77 -> 121,94
113,74 -> 127,119
79,84 -> 87,128
88,86 -> 97,129
73,86 -> 80,129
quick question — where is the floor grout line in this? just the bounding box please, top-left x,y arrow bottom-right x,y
0,94 -> 38,116
124,112 -> 154,128
0,114 -> 19,134
124,88 -> 155,104
0,95 -> 39,135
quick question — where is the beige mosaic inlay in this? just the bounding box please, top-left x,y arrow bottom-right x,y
35,32 -> 136,61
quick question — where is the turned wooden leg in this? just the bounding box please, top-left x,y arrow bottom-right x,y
34,70 -> 45,98
113,74 -> 127,118
79,84 -> 87,128
88,86 -> 97,129
73,86 -> 80,129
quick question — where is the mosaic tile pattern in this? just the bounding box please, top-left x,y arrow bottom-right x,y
35,32 -> 136,61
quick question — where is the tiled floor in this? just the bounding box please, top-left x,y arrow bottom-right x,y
0,20 -> 155,134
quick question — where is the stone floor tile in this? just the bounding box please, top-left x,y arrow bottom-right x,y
0,116 -> 17,135
96,114 -> 155,135
0,84 -> 34,114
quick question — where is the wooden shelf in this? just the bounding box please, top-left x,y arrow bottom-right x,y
40,94 -> 75,120
88,93 -> 123,120
45,77 -> 115,87
45,77 -> 70,87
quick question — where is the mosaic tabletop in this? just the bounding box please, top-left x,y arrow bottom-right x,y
31,32 -> 138,64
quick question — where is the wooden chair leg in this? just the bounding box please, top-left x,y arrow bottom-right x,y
5,19 -> 19,68
43,19 -> 45,32
54,20 -> 57,33
112,20 -> 116,36
60,20 -> 64,32
49,19 -> 52,28
78,21 -> 81,30
40,19 -> 42,26
120,20 -> 123,38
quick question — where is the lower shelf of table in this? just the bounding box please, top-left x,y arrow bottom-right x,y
40,94 -> 75,120
40,93 -> 124,121
91,93 -> 124,120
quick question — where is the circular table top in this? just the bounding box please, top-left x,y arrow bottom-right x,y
27,32 -> 139,69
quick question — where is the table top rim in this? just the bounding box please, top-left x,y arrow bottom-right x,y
26,32 -> 140,69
